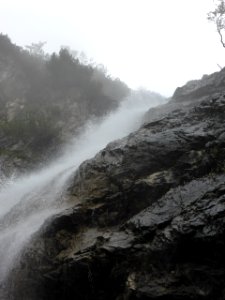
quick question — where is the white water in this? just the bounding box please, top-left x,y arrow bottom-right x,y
0,92 -> 163,289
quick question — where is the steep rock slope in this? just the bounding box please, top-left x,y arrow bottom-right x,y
8,71 -> 225,300
172,68 -> 225,102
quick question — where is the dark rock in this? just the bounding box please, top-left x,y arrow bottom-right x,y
172,68 -> 225,102
6,78 -> 225,299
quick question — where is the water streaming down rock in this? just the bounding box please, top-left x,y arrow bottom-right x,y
0,92 -> 164,294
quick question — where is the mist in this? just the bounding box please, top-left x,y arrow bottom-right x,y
0,80 -> 165,297
0,0 -> 224,96
0,0 -> 224,298
0,34 -> 166,291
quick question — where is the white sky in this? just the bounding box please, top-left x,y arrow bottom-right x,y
0,0 -> 224,96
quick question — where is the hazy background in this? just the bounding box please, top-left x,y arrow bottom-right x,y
0,0 -> 223,96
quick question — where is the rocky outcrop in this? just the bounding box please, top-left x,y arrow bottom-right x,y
6,85 -> 225,300
173,68 -> 225,102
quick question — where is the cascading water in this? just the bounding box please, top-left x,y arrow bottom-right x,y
0,92 -> 164,296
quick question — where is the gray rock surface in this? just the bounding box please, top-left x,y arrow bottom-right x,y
173,68 -> 225,102
5,73 -> 225,299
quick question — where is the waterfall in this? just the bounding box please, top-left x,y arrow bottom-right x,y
0,92 -> 163,294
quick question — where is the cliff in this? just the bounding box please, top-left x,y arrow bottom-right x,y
7,69 -> 225,299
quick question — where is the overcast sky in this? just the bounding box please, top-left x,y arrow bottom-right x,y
0,0 -> 224,96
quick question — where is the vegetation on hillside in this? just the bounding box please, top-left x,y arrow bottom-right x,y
0,34 -> 129,163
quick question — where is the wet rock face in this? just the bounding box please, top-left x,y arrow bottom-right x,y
172,68 -> 225,102
10,92 -> 225,299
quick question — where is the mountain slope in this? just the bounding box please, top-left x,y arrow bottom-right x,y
0,34 -> 129,175
7,69 -> 225,299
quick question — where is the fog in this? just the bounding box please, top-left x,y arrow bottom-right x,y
0,91 -> 164,296
0,0 -> 223,95
0,1 -> 223,296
